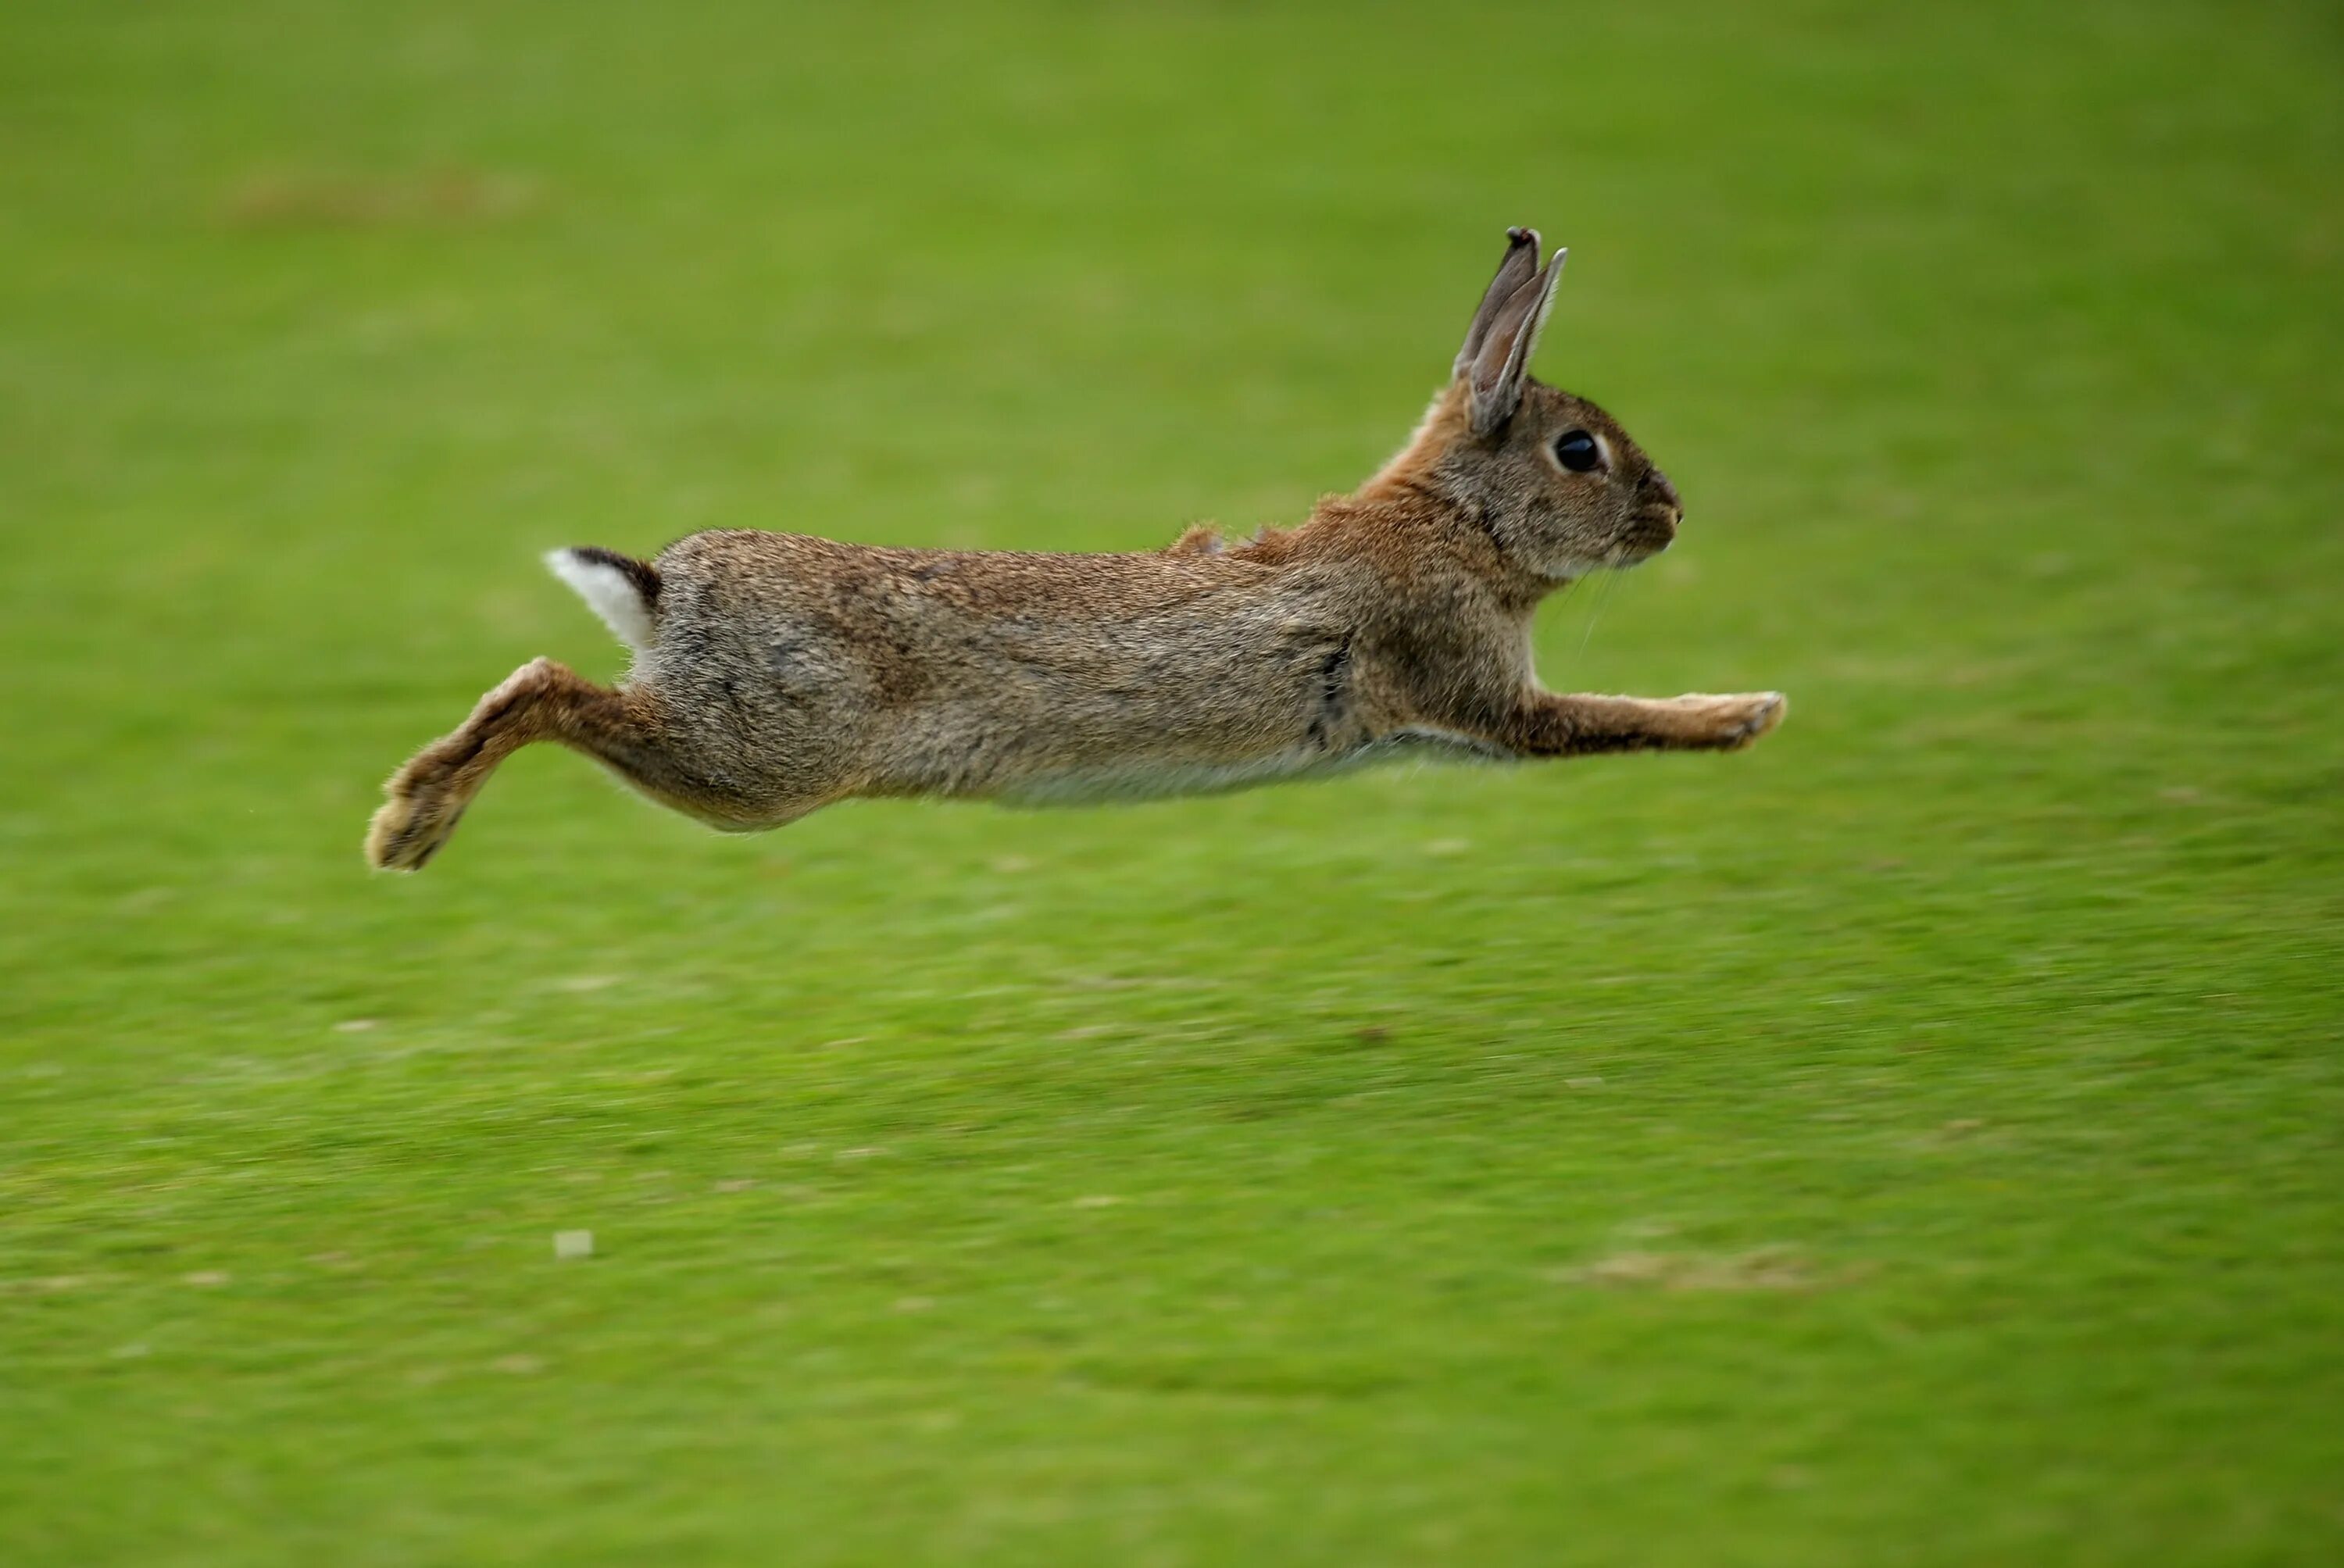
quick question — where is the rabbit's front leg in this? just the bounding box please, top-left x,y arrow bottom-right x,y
1490,690 -> 1786,757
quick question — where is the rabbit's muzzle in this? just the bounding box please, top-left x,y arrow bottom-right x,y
1620,466 -> 1684,559
1620,507 -> 1680,559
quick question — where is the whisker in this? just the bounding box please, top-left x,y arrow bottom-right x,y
1577,568 -> 1619,659
1544,573 -> 1581,633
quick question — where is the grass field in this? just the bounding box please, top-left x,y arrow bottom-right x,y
4,1 -> 2342,1562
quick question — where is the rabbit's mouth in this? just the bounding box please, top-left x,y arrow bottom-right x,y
1535,509 -> 1678,580
1614,506 -> 1681,562
1549,537 -> 1667,580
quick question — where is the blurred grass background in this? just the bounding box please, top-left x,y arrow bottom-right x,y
3,1 -> 2341,1563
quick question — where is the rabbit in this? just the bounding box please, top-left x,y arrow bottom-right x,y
365,226 -> 1784,872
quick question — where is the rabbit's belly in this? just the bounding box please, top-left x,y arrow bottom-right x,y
995,746 -> 1371,805
993,727 -> 1506,805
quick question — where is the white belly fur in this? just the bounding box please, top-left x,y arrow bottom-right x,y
993,727 -> 1509,806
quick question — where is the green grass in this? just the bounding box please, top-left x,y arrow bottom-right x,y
4,0 -> 2341,1561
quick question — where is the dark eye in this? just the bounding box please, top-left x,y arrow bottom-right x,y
1554,430 -> 1602,472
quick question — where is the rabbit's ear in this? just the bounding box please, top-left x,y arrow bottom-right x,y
1453,227 -> 1542,379
1466,245 -> 1567,438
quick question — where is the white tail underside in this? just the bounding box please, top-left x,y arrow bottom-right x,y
545,548 -> 656,652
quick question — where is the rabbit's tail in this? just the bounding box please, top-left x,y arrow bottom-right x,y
546,546 -> 662,652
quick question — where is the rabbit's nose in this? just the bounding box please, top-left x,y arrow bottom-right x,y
1642,467 -> 1684,519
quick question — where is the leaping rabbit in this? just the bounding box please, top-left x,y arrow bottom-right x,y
366,227 -> 1784,872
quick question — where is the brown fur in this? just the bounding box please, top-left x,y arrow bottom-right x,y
366,228 -> 1783,871
1163,523 -> 1227,557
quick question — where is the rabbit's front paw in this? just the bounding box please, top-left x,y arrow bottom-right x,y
1717,691 -> 1786,748
1674,691 -> 1786,750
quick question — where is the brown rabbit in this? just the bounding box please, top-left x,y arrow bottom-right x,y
366,227 -> 1783,871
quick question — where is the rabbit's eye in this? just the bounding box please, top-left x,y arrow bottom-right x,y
1554,430 -> 1603,473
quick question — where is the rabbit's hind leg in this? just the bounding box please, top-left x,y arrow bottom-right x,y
366,657 -> 656,871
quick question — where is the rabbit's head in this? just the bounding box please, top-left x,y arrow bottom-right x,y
1370,228 -> 1684,583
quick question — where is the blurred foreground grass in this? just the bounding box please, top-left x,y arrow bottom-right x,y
2,1 -> 2340,1563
